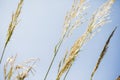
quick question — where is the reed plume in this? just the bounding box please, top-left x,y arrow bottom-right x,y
4,55 -> 17,80
43,0 -> 88,80
56,0 -> 114,80
62,0 -> 88,37
4,55 -> 39,80
90,27 -> 117,80
0,0 -> 24,63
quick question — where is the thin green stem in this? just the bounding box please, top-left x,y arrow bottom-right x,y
0,44 -> 7,64
43,34 -> 65,80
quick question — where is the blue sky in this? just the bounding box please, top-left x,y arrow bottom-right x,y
0,0 -> 120,80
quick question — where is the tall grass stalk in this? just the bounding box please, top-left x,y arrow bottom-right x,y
90,27 -> 117,80
0,0 -> 23,63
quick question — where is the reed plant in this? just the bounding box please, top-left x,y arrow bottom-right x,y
0,0 -> 118,80
0,0 -> 23,63
44,0 -> 88,80
4,55 -> 39,80
90,27 -> 117,80
56,0 -> 115,80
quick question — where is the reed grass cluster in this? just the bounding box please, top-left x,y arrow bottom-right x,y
4,55 -> 39,80
44,0 -> 88,80
0,0 -> 118,80
56,0 -> 115,80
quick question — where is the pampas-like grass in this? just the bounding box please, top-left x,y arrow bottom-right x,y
43,0 -> 88,80
90,27 -> 117,80
4,55 -> 39,80
0,0 -> 117,80
62,0 -> 88,37
0,0 -> 23,63
56,0 -> 114,80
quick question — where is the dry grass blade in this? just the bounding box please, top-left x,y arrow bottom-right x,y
0,0 -> 24,63
90,27 -> 117,80
62,50 -> 69,65
56,0 -> 114,80
57,61 -> 62,74
57,50 -> 69,74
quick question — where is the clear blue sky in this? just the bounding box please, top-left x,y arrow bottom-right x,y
0,0 -> 120,80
